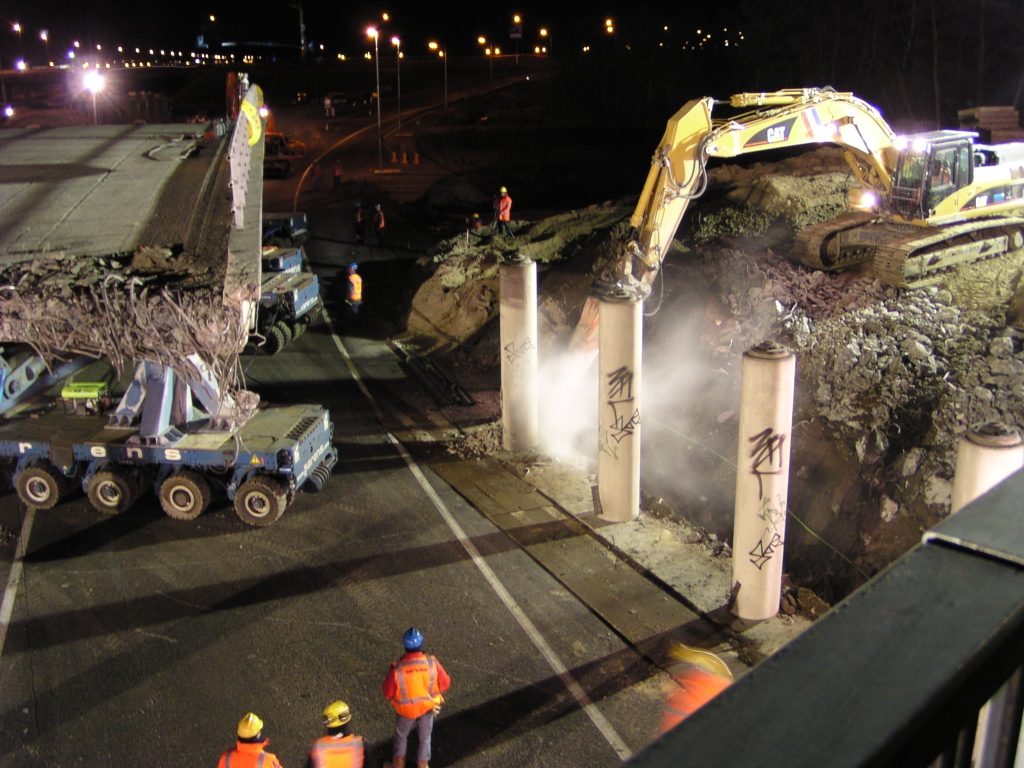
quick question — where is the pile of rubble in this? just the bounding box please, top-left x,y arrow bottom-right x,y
0,247 -> 254,413
413,147 -> 1024,602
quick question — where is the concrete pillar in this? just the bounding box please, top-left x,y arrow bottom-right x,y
499,255 -> 538,451
597,289 -> 642,522
950,423 -> 1024,514
731,341 -> 796,621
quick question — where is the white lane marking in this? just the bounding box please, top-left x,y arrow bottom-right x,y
0,508 -> 36,660
323,311 -> 633,761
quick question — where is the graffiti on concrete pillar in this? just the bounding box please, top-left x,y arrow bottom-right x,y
504,337 -> 536,363
606,366 -> 639,444
748,427 -> 786,499
748,495 -> 786,570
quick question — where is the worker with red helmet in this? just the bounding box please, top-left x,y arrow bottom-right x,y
217,712 -> 284,768
660,644 -> 734,733
382,627 -> 451,768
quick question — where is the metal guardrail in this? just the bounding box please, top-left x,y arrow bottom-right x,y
626,467 -> 1024,768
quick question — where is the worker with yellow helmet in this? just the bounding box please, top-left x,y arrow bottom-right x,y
217,712 -> 285,768
309,700 -> 366,768
493,186 -> 515,239
660,644 -> 734,733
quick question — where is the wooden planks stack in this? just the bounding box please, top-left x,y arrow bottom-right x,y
958,106 -> 1024,143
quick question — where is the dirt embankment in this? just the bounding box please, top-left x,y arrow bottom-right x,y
404,145 -> 1024,606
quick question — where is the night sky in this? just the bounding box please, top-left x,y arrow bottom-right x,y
0,1 -> 725,61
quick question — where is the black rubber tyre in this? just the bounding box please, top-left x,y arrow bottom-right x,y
234,475 -> 288,527
274,320 -> 294,345
16,463 -> 68,509
159,470 -> 212,520
87,468 -> 135,515
290,320 -> 306,339
263,325 -> 287,356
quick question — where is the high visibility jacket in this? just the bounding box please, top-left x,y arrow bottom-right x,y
310,733 -> 364,768
348,273 -> 362,302
217,739 -> 284,768
383,652 -> 449,719
498,194 -> 512,221
374,210 -> 385,228
659,668 -> 731,733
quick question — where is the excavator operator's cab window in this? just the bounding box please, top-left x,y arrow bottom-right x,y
926,142 -> 970,211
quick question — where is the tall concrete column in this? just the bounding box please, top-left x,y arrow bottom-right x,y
948,423 -> 1024,768
597,289 -> 642,522
731,341 -> 796,621
499,254 -> 538,451
950,423 -> 1024,514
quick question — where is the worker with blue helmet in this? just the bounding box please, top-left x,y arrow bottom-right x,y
382,627 -> 451,768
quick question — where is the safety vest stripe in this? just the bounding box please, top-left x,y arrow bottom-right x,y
225,753 -> 231,768
396,658 -> 438,704
257,754 -> 266,767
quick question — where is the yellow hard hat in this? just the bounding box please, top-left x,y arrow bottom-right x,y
500,186 -> 507,194
668,643 -> 734,681
237,712 -> 264,739
322,700 -> 352,728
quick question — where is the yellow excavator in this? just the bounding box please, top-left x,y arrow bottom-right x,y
620,87 -> 1024,291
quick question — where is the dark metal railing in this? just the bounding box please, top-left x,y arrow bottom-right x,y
626,468 -> 1024,768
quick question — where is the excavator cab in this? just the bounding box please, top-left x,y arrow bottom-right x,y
889,131 -> 974,220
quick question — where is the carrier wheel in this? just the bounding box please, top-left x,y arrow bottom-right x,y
159,470 -> 212,520
290,320 -> 306,339
234,475 -> 288,527
17,463 -> 68,509
87,468 -> 136,515
274,320 -> 294,345
263,325 -> 287,356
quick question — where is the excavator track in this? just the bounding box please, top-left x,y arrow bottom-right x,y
793,212 -> 878,270
871,217 -> 1024,288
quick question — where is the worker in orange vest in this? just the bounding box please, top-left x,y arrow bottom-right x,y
373,203 -> 386,247
493,186 -> 514,239
346,263 -> 363,323
217,712 -> 285,768
382,627 -> 451,768
309,700 -> 365,768
659,644 -> 734,734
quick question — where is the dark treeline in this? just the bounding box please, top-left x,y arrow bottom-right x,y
547,0 -> 1024,133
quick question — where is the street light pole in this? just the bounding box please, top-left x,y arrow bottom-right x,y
367,28 -> 383,170
40,31 -> 49,62
429,42 -> 447,110
391,37 -> 401,134
83,72 -> 104,125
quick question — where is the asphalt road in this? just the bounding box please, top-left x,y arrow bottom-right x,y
0,88 -> 665,767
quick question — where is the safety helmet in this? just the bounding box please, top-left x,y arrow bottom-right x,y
237,712 -> 264,740
472,213 -> 480,219
349,262 -> 358,272
402,627 -> 424,651
375,203 -> 382,210
354,201 -> 362,207
667,643 -> 734,681
500,186 -> 507,194
322,700 -> 352,728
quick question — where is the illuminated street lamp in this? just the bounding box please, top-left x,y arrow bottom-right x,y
366,27 -> 383,171
478,37 -> 493,82
540,27 -> 551,56
12,23 -> 22,56
428,41 -> 447,109
83,71 -> 104,125
512,14 -> 521,63
39,30 -> 48,60
391,36 -> 402,134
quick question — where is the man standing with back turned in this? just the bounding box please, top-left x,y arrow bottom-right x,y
382,627 -> 450,768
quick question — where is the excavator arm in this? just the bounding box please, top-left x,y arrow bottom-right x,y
625,88 -> 898,281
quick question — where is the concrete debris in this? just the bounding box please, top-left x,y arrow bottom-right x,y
0,249 -> 254,414
447,422 -> 504,458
